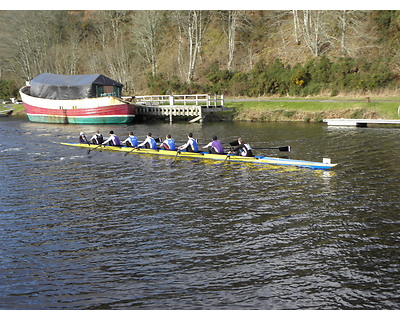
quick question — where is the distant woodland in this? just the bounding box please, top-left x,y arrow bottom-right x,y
1,10 -> 400,99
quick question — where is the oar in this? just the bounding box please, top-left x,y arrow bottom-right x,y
87,144 -> 102,155
223,151 -> 232,163
171,150 -> 181,165
124,147 -> 139,156
88,145 -> 104,158
223,145 -> 290,152
253,146 -> 291,152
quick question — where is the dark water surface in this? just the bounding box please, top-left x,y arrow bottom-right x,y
0,117 -> 399,310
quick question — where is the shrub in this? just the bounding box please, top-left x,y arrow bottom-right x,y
0,80 -> 18,100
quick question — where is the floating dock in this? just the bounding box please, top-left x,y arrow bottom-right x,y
133,94 -> 228,123
323,119 -> 400,127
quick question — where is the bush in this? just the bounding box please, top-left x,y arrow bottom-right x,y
146,55 -> 397,97
0,80 -> 18,100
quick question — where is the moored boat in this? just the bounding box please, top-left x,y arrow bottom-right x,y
61,142 -> 337,170
0,109 -> 13,117
20,73 -> 136,124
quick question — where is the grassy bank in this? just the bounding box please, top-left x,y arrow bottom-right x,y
225,99 -> 400,122
1,104 -> 25,116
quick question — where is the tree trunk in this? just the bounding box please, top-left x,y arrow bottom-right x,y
176,10 -> 212,83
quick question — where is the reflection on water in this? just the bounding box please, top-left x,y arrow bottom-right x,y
0,117 -> 399,309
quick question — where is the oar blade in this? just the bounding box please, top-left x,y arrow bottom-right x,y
278,146 -> 291,152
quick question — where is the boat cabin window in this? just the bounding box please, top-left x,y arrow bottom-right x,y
96,85 -> 121,98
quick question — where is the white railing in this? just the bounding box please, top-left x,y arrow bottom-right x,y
134,94 -> 224,107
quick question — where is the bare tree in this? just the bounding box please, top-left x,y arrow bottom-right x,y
2,11 -> 67,80
292,10 -> 301,45
134,11 -> 163,77
93,11 -> 129,49
52,21 -> 88,75
227,10 -> 238,70
219,10 -> 247,70
104,43 -> 136,93
293,10 -> 331,56
176,10 -> 213,83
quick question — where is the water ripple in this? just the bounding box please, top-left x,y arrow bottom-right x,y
0,120 -> 399,309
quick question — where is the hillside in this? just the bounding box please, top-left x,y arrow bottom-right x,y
0,10 -> 399,99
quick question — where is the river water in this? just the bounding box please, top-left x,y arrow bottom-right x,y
0,116 -> 399,310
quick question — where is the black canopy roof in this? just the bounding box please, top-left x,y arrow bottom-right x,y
30,73 -> 123,100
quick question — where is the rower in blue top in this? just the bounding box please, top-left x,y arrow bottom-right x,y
160,134 -> 176,151
178,133 -> 199,152
122,131 -> 139,147
138,133 -> 158,149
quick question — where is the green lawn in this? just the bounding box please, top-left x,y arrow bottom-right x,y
225,99 -> 400,120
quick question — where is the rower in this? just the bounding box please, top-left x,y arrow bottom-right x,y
79,132 -> 89,144
160,134 -> 176,151
230,137 -> 253,157
138,133 -> 158,149
203,136 -> 224,154
178,133 -> 199,152
102,130 -> 121,146
122,131 -> 139,147
90,130 -> 103,145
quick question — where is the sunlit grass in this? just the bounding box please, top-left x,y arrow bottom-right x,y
226,99 -> 400,120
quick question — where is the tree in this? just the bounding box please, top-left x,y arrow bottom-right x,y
219,10 -> 248,70
293,10 -> 331,56
52,15 -> 88,75
175,10 -> 213,83
134,11 -> 164,77
3,11 -> 67,80
292,10 -> 301,45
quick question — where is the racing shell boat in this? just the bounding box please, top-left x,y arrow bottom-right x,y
20,73 -> 136,124
61,143 -> 337,170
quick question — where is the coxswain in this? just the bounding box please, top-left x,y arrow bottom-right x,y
160,134 -> 176,151
79,132 -> 89,144
122,131 -> 139,147
138,133 -> 158,149
230,137 -> 253,157
90,130 -> 103,145
102,130 -> 121,146
178,133 -> 199,152
203,136 -> 224,154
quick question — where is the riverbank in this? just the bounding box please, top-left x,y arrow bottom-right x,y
225,97 -> 400,122
5,96 -> 400,122
1,104 -> 26,116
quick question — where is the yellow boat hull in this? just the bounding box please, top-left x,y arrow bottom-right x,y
61,143 -> 337,170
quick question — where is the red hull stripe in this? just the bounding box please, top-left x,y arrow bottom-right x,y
24,103 -> 136,117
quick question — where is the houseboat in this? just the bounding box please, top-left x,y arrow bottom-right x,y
20,73 -> 136,124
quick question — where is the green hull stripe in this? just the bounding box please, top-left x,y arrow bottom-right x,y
27,114 -> 134,124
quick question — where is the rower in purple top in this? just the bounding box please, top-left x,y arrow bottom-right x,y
102,130 -> 121,146
203,136 -> 225,154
